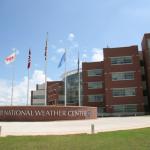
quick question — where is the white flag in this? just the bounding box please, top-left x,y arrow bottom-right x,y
5,52 -> 16,64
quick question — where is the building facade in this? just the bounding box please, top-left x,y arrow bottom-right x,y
82,62 -> 105,113
31,33 -> 150,116
142,33 -> 150,111
103,46 -> 144,114
31,70 -> 82,106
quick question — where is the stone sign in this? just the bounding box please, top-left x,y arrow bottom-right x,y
0,106 -> 97,121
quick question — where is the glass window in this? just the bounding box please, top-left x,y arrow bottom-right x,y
113,105 -> 124,112
112,88 -> 136,97
88,82 -> 103,89
97,107 -> 105,113
113,104 -> 137,112
32,95 -> 45,99
111,56 -> 132,65
88,94 -> 103,102
88,69 -> 103,76
125,104 -> 137,112
112,72 -> 134,81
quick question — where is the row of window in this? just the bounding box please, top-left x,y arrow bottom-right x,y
88,82 -> 103,89
87,56 -> 133,77
88,69 -> 103,76
112,71 -> 134,81
32,95 -> 45,99
113,104 -> 137,112
97,104 -> 138,113
112,88 -> 136,97
86,71 -> 134,90
111,56 -> 132,65
87,87 -> 136,102
88,72 -> 134,82
88,94 -> 104,102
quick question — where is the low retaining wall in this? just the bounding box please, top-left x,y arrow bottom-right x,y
0,106 -> 97,121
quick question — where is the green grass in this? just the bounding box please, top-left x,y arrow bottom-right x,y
0,128 -> 150,150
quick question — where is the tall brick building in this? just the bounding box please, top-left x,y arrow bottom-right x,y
82,45 -> 146,115
31,33 -> 150,116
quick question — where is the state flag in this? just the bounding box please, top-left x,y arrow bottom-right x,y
58,52 -> 66,68
5,52 -> 16,64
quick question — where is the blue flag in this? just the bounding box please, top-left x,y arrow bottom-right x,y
58,52 -> 66,68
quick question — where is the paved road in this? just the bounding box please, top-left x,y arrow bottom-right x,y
0,116 -> 150,136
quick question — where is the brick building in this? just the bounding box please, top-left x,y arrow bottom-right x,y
141,33 -> 150,111
31,33 -> 150,116
82,45 -> 147,115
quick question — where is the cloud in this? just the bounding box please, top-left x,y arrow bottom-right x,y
92,48 -> 103,62
57,48 -> 65,53
0,70 -> 52,105
82,53 -> 88,59
68,33 -> 75,41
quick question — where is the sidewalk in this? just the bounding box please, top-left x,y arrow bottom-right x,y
0,116 -> 150,136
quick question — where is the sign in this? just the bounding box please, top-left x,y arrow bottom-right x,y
0,106 -> 97,121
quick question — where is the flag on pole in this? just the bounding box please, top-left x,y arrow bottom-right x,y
5,52 -> 16,64
45,39 -> 48,61
27,49 -> 31,69
58,52 -> 66,68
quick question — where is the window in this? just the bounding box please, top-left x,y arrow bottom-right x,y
111,56 -> 132,65
112,88 -> 136,97
113,104 -> 137,112
113,105 -> 124,112
112,72 -> 134,81
88,69 -> 103,76
97,107 -> 105,113
88,82 -> 103,89
32,95 -> 45,99
88,94 -> 103,102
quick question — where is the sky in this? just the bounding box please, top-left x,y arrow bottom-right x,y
1,0 -> 150,105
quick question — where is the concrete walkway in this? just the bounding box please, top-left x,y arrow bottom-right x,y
0,116 -> 150,136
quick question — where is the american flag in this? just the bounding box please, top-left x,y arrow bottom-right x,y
45,38 -> 48,61
27,49 -> 31,69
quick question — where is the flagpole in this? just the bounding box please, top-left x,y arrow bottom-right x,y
11,60 -> 15,106
27,68 -> 29,105
44,32 -> 48,106
11,50 -> 16,106
64,48 -> 67,106
78,49 -> 81,106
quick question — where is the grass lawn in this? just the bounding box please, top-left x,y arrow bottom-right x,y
0,127 -> 150,150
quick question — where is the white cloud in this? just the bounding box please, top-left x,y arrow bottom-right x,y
82,53 -> 88,59
0,70 -> 52,105
92,48 -> 103,62
68,33 -> 75,41
57,48 -> 65,53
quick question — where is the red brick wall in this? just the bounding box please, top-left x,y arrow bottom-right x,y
82,62 -> 105,107
141,33 -> 150,110
104,46 -> 144,112
0,106 -> 97,121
